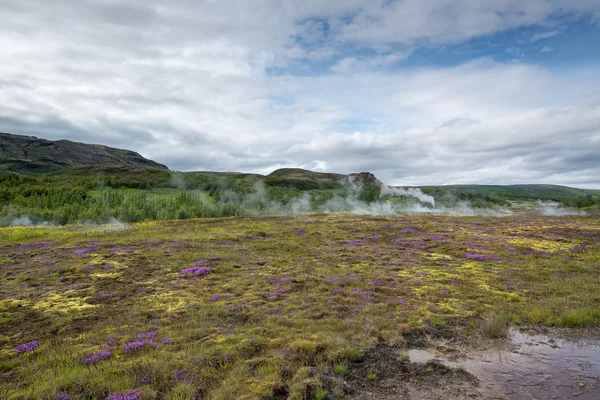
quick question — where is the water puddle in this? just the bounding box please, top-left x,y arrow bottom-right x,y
409,329 -> 600,399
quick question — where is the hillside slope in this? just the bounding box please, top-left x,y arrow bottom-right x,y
0,132 -> 168,175
418,184 -> 600,201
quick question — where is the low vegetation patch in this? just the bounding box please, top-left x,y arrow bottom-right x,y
0,214 -> 599,399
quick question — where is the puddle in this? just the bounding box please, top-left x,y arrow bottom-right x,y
409,329 -> 600,399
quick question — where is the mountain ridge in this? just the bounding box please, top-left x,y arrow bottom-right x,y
1,132 -> 598,199
0,132 -> 168,174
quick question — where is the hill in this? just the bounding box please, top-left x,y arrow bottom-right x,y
0,132 -> 168,175
418,184 -> 600,202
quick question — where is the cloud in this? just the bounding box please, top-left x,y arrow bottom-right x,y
530,29 -> 564,42
330,52 -> 411,73
0,1 -> 600,188
541,46 -> 553,52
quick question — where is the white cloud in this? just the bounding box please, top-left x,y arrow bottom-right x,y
530,29 -> 564,42
541,46 -> 553,52
1,1 -> 600,187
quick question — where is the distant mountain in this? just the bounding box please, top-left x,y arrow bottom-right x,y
0,132 -> 168,175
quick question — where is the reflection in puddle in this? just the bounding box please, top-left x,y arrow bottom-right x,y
409,330 -> 600,399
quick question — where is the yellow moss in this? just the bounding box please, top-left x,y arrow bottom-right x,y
0,298 -> 31,310
33,293 -> 97,313
91,272 -> 122,279
428,253 -> 452,261
507,238 -> 575,252
145,291 -> 193,312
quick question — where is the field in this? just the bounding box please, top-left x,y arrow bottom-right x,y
1,214 -> 600,399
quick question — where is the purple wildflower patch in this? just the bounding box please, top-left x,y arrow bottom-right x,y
106,389 -> 142,400
54,392 -> 72,400
16,242 -> 52,251
160,337 -> 172,345
136,330 -> 157,340
83,350 -> 111,364
105,336 -> 119,346
180,266 -> 211,275
266,288 -> 288,297
353,289 -> 374,302
400,227 -> 417,233
15,340 -> 41,354
215,239 -> 237,245
123,341 -> 145,352
465,252 -> 502,261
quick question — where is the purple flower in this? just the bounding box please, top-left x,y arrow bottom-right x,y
15,340 -> 41,354
266,288 -> 288,297
400,227 -> 417,233
353,289 -> 374,302
83,350 -> 111,364
344,240 -> 363,247
222,353 -> 234,363
160,337 -> 172,345
216,239 -> 237,245
54,393 -> 72,400
147,340 -> 161,349
394,239 -> 410,245
74,247 -> 94,255
123,341 -> 145,352
210,294 -> 230,302
106,389 -> 142,400
174,369 -> 198,383
136,330 -> 157,340
180,266 -> 211,275
17,242 -> 52,251
465,252 -> 502,261
105,336 -> 119,346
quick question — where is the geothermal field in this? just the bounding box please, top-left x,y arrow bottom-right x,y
2,213 -> 599,399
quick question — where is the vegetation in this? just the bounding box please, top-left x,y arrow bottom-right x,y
1,214 -> 599,399
421,184 -> 600,209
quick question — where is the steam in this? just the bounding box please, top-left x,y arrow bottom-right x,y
381,186 -> 436,206
8,216 -> 54,226
536,201 -> 586,216
170,171 -> 186,190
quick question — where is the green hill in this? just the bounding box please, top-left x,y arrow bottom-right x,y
418,184 -> 600,202
0,132 -> 168,175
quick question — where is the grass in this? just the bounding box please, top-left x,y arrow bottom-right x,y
0,213 -> 599,399
315,388 -> 328,400
479,312 -> 511,339
332,363 -> 348,375
367,370 -> 377,381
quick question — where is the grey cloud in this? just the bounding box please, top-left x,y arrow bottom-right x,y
0,1 -> 599,188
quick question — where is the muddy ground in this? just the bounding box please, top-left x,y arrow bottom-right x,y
321,325 -> 600,400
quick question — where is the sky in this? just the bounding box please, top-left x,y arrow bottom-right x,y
1,1 -> 600,188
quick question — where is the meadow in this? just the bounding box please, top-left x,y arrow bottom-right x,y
1,214 -> 599,399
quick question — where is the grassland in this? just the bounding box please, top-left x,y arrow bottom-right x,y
1,214 -> 599,399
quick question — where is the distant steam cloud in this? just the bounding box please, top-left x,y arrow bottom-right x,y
537,201 -> 586,216
382,186 -> 436,206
